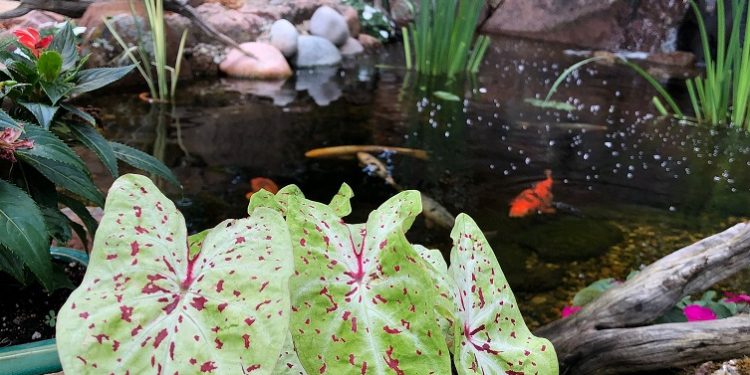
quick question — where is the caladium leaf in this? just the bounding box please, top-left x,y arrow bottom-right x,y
287,191 -> 451,374
247,189 -> 283,215
327,183 -> 354,218
413,244 -> 457,350
273,332 -> 308,375
56,174 -> 294,374
449,214 -> 558,375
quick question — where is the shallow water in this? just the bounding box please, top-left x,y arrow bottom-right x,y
82,36 -> 750,327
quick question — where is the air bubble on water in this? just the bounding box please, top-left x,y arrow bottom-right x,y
604,141 -> 612,148
525,157 -> 531,165
669,206 -> 676,212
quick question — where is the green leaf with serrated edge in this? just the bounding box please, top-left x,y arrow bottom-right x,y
58,194 -> 98,240
61,104 -> 96,126
328,183 -> 354,218
0,108 -> 21,130
413,244 -> 457,350
288,190 -> 451,374
0,179 -> 54,290
449,214 -> 558,375
68,122 -> 118,177
110,142 -> 180,188
71,66 -> 135,95
0,246 -> 27,284
41,80 -> 73,105
17,153 -> 104,206
273,332 -> 308,375
18,126 -> 87,170
42,206 -> 72,243
49,22 -> 79,71
19,102 -> 59,129
56,174 -> 294,374
37,50 -> 63,81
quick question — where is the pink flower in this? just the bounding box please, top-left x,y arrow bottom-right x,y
683,305 -> 716,322
561,305 -> 581,318
0,126 -> 34,162
723,292 -> 750,304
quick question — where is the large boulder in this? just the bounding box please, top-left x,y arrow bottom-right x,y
293,35 -> 342,67
219,42 -> 293,79
269,19 -> 299,58
483,0 -> 690,52
309,5 -> 350,46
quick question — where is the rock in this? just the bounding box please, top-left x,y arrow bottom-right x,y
78,0 -> 146,33
309,5 -> 350,47
517,217 -> 624,262
269,19 -> 299,58
0,10 -> 64,31
340,5 -> 360,38
293,35 -> 342,67
358,33 -> 383,50
389,0 -> 416,27
339,37 -> 364,56
190,43 -> 225,77
220,42 -> 293,79
484,0 -> 689,52
203,0 -> 245,9
193,2 -> 267,44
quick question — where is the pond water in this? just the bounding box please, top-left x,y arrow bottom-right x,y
82,36 -> 750,328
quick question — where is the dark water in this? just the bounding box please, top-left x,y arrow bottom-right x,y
82,36 -> 750,326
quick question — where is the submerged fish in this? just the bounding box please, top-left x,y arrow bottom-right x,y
306,145 -> 429,160
357,152 -> 398,187
420,193 -> 456,229
508,170 -> 556,218
245,177 -> 279,199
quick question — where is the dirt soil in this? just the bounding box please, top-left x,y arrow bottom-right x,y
0,262 -> 85,347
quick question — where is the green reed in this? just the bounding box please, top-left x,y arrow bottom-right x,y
402,0 -> 490,76
547,0 -> 750,130
104,0 -> 187,102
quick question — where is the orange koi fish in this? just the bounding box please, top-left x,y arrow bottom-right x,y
508,170 -> 556,218
245,177 -> 279,199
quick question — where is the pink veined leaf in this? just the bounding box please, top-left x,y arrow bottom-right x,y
413,244 -> 458,349
287,191 -> 451,374
56,174 -> 294,374
449,214 -> 558,375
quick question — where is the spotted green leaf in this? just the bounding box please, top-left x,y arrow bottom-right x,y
287,190 -> 450,374
273,332 -> 308,375
248,183 -> 353,219
449,214 -> 558,374
56,174 -> 294,374
327,183 -> 354,217
413,244 -> 457,350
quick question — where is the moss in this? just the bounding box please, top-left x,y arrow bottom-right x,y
516,216 -> 624,262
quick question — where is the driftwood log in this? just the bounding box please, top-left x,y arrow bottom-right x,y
0,0 -> 250,55
535,222 -> 750,374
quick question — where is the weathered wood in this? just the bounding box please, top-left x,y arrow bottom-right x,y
536,222 -> 750,374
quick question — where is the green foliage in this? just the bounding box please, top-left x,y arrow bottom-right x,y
0,22 -> 177,290
57,175 -> 294,373
342,0 -> 396,41
104,0 -> 188,102
403,0 -> 490,76
57,175 -> 559,374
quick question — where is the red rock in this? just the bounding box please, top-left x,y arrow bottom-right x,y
358,33 -> 382,51
340,5 -> 360,38
219,42 -> 292,79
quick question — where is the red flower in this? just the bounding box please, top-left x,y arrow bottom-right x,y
12,27 -> 53,58
683,304 -> 716,322
561,305 -> 581,318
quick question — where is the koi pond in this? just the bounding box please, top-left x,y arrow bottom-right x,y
6,36 -> 750,349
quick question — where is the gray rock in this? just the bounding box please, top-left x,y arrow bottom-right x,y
339,37 -> 364,56
293,35 -> 342,67
269,19 -> 299,58
309,5 -> 350,46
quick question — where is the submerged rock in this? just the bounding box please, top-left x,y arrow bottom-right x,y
339,37 -> 364,56
293,35 -> 342,67
517,217 -> 624,262
269,19 -> 299,58
309,5 -> 350,47
220,42 -> 293,79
